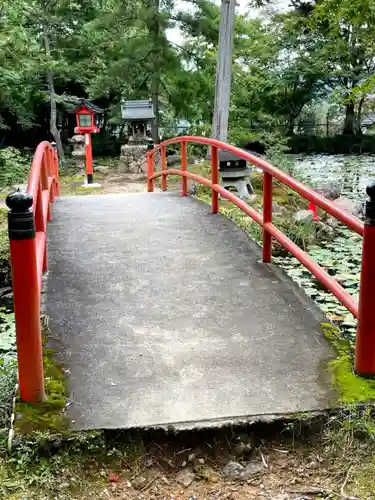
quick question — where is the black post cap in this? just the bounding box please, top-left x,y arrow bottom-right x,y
6,191 -> 35,240
147,137 -> 154,151
6,191 -> 33,213
365,183 -> 375,226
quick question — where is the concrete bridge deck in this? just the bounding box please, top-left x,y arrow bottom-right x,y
46,192 -> 334,430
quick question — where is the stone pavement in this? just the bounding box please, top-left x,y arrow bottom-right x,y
45,192 -> 335,430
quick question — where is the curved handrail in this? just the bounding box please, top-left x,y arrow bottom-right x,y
8,141 -> 60,402
147,136 -> 363,318
151,136 -> 364,236
28,141 -> 59,203
27,141 -> 60,283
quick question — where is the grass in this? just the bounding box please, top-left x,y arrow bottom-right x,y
0,432 -> 108,499
58,174 -> 106,196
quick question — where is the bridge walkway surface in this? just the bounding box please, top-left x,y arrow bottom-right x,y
44,191 -> 334,430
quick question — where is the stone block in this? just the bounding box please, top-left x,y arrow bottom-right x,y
119,144 -> 148,173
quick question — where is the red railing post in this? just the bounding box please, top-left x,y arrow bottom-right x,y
211,145 -> 219,214
262,171 -> 273,263
161,146 -> 167,191
355,184 -> 375,376
147,152 -> 154,193
308,201 -> 319,221
181,141 -> 188,196
6,191 -> 45,403
147,139 -> 155,193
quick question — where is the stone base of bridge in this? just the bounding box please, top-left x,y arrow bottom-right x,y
45,192 -> 335,430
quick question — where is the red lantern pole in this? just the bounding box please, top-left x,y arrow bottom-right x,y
85,133 -> 93,184
355,183 -> 375,376
147,138 -> 155,193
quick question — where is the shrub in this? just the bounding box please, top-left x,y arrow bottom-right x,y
0,148 -> 31,189
288,134 -> 375,154
0,209 -> 10,286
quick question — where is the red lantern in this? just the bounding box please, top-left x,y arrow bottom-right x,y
71,100 -> 103,184
74,105 -> 99,134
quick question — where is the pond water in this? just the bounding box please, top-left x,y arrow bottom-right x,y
274,154 -> 375,344
290,154 -> 375,202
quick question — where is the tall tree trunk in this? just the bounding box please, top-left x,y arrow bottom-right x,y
148,0 -> 161,144
343,100 -> 355,135
211,0 -> 236,141
151,76 -> 160,143
355,97 -> 365,136
44,31 -> 66,171
286,115 -> 295,136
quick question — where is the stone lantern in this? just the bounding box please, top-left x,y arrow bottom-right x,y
119,99 -> 155,174
219,151 -> 254,199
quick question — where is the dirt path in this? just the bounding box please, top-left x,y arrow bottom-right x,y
59,171 -> 156,196
100,173 -> 153,194
2,417 -> 374,500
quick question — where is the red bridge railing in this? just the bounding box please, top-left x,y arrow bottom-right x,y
6,141 -> 59,403
147,136 -> 375,377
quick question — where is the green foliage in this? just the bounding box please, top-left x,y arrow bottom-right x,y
0,148 -> 30,189
2,0 -> 375,146
0,362 -> 16,433
0,0 -> 45,131
0,209 -> 11,290
0,306 -> 17,434
0,309 -> 16,354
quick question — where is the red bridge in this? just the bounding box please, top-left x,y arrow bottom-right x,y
6,137 -> 375,430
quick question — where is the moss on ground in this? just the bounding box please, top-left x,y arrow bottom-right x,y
59,173 -> 106,196
15,333 -> 68,435
322,322 -> 375,404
